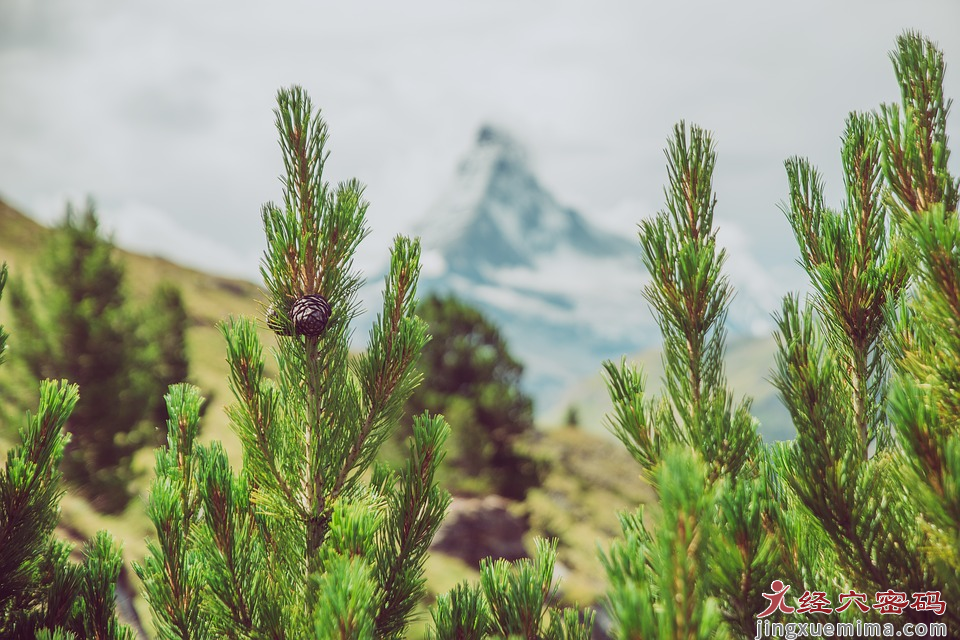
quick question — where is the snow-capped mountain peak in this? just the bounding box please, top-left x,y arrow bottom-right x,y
405,126 -> 645,408
363,124 -> 771,414
415,125 -> 634,281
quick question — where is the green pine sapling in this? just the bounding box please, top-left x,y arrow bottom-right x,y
604,32 -> 959,640
602,122 -> 777,639
772,31 -> 959,629
428,540 -> 594,639
135,87 -> 593,639
0,262 -> 133,638
134,87 -> 450,638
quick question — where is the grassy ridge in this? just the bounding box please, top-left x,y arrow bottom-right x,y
0,197 -> 275,460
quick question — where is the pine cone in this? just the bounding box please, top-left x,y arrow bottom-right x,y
290,294 -> 331,337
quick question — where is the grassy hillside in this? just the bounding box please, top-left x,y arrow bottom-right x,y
0,197 -> 275,461
546,334 -> 796,442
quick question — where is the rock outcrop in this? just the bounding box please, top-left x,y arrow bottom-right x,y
430,495 -> 528,567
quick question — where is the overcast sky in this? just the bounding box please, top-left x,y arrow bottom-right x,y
1,0 -> 958,307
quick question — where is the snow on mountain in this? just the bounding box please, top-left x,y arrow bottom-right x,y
362,124 -> 770,414
415,126 -> 636,277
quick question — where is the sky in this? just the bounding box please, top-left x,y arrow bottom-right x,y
1,0 -> 959,309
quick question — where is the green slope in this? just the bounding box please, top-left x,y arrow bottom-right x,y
0,196 -> 277,462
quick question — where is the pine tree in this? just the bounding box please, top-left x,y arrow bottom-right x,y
143,282 -> 191,438
603,31 -> 960,639
132,86 -> 594,640
7,203 -> 175,513
404,293 -> 539,499
134,86 -> 449,638
0,262 -> 133,638
602,122 -> 776,639
772,31 -> 959,629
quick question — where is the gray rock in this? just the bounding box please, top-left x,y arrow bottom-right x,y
431,495 -> 528,567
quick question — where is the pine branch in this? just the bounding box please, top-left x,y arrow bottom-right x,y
602,359 -> 660,479
771,296 -> 890,588
193,443 -> 261,638
311,555 -> 377,640
222,319 -> 301,516
427,583 -> 490,639
603,122 -> 767,640
482,538 -> 560,639
632,122 -> 759,481
601,448 -> 722,639
335,235 -> 428,501
879,32 -> 959,217
0,380 -> 77,620
135,385 -> 208,639
775,106 -> 930,608
887,206 -> 960,622
544,608 -> 595,640
712,466 -> 779,637
374,414 -> 451,639
428,540 -> 593,640
76,532 -> 133,640
35,539 -> 84,636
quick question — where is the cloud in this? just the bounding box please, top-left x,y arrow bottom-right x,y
23,191 -> 258,275
104,200 -> 261,277
715,218 -> 807,334
0,0 -> 957,287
